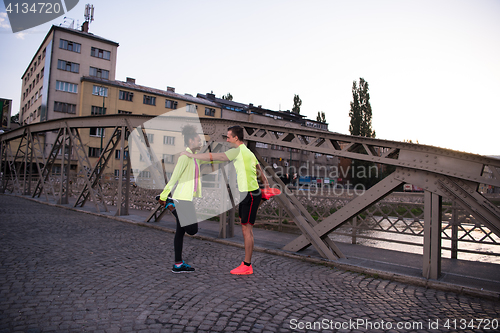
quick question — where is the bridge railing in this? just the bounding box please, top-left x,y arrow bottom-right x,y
11,169 -> 497,262
257,192 -> 500,262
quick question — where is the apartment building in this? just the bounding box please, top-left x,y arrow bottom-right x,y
20,25 -> 119,126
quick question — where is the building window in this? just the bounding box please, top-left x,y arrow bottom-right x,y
55,80 -> 78,94
146,134 -> 154,143
91,106 -> 106,115
186,104 -> 197,113
91,47 -> 111,60
89,67 -> 109,79
139,153 -> 154,162
256,142 -> 268,149
115,150 -> 129,159
92,85 -> 108,96
119,90 -> 133,101
88,147 -> 102,158
57,59 -> 79,73
163,136 -> 175,145
163,154 -> 175,164
89,128 -> 105,137
40,67 -> 44,78
205,107 -> 215,117
59,39 -> 81,53
118,110 -> 132,114
54,101 -> 76,114
143,95 -> 156,105
165,99 -> 178,109
138,171 -> 151,178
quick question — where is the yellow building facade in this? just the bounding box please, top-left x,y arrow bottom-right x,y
79,77 -> 221,178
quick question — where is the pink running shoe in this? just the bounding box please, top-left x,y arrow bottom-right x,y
230,262 -> 253,275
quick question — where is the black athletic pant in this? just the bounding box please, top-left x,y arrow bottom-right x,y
172,200 -> 198,263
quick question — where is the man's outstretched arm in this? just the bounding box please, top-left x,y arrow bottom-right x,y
180,151 -> 229,162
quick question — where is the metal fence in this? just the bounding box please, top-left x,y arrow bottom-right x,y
6,172 -> 500,262
257,192 -> 500,262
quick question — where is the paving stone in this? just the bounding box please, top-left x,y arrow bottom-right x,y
1,195 -> 499,332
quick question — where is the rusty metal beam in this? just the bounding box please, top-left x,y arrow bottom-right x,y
284,170 -> 404,253
33,128 -> 64,199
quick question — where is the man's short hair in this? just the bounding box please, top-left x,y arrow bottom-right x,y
228,125 -> 244,141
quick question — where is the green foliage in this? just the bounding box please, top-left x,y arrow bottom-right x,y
316,111 -> 327,123
349,78 -> 377,188
222,93 -> 233,101
349,78 -> 375,138
10,113 -> 19,124
292,94 -> 302,114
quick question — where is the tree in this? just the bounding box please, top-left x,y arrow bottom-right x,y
10,113 -> 19,124
222,93 -> 233,101
349,78 -> 375,138
316,111 -> 326,123
349,78 -> 377,188
292,94 -> 302,114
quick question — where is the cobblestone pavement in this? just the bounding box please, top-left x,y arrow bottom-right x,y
1,195 -> 499,333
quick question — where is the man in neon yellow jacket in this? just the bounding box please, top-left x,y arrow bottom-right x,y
158,125 -> 206,273
181,125 -> 270,275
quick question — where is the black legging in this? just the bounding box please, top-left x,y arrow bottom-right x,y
172,201 -> 198,263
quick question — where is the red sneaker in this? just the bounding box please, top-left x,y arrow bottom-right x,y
230,262 -> 253,275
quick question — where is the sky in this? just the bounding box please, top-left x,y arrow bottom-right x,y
1,0 -> 499,156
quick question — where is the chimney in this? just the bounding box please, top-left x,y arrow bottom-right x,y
167,86 -> 175,93
206,93 -> 215,101
249,103 -> 253,107
126,77 -> 136,84
81,21 -> 89,33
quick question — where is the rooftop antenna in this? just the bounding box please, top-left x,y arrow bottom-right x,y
84,4 -> 94,23
82,4 -> 94,32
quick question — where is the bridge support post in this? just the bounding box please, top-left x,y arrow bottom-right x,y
57,127 -> 70,205
0,140 -> 5,193
423,190 -> 442,280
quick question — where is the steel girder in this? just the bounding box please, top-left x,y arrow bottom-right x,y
114,125 -> 131,216
26,130 -> 56,202
73,127 -> 126,211
2,115 -> 499,269
283,170 -> 405,253
33,128 -> 64,199
0,140 -> 21,194
423,191 -> 442,280
2,115 -> 499,188
65,124 -> 107,212
393,168 -> 500,238
251,146 -> 345,260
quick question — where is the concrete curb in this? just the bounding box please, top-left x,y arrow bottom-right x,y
6,194 -> 500,302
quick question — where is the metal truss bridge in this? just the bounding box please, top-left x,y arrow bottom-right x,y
1,114 -> 499,279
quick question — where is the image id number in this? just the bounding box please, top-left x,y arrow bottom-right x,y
6,2 -> 61,14
444,319 -> 499,330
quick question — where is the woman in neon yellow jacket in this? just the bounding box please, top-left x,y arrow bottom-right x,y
158,125 -> 205,273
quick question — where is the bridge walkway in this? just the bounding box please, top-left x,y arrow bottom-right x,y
9,193 -> 500,298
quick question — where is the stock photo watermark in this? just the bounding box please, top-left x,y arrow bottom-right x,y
289,317 -> 499,331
